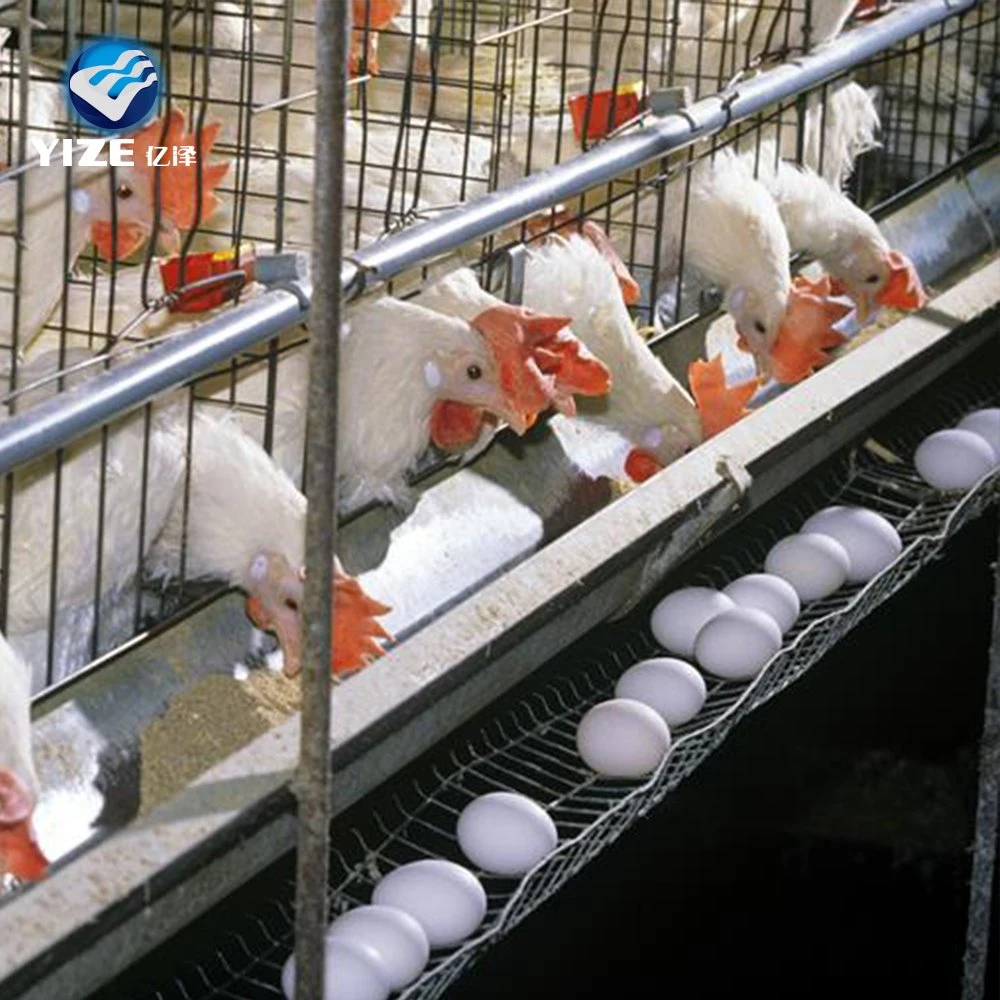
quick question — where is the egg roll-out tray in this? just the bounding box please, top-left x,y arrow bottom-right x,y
93,336 -> 1000,1000
0,169 -> 998,999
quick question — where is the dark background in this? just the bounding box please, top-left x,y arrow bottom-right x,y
444,511 -> 999,1000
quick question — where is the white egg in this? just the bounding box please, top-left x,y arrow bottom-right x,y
576,698 -> 671,778
456,792 -> 558,878
693,607 -> 782,680
914,429 -> 996,490
328,906 -> 430,990
372,860 -> 487,949
722,573 -> 801,634
649,587 -> 735,658
801,506 -> 903,584
282,937 -> 391,1000
764,533 -> 850,602
614,658 -> 707,727
956,408 -> 1000,462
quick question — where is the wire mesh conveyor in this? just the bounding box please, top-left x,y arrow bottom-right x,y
101,349 -> 1000,1000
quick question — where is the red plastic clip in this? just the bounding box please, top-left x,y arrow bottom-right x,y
159,249 -> 254,313
568,82 -> 645,144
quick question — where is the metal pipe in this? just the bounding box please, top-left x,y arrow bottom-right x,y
346,0 -> 976,292
292,2 -> 348,998
0,0 -> 974,476
0,286 -> 309,476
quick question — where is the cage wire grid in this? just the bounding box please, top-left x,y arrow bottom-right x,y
0,2 -> 992,696
106,356 -> 1000,1000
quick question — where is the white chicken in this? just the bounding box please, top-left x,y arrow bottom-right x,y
520,0 -> 857,114
0,632 -> 47,886
0,100 -> 231,356
759,155 -> 928,324
1,349 -> 187,691
413,263 -> 613,434
334,293 -> 602,510
148,410 -> 391,680
421,233 -> 759,483
523,233 -> 703,472
1,345 -> 394,690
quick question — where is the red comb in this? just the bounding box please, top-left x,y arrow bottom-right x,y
624,447 -> 664,483
332,570 -> 393,677
527,209 -> 640,308
769,277 -> 853,385
876,250 -> 928,312
350,0 -> 403,75
689,354 -> 761,438
579,219 -> 641,307
471,305 -> 571,421
533,329 -> 613,404
131,108 -> 229,233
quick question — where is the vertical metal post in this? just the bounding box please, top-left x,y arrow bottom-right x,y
293,3 -> 349,998
961,516 -> 1000,1000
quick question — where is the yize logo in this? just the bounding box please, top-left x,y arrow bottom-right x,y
66,37 -> 160,132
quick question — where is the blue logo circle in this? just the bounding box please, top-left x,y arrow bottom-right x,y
66,38 -> 160,133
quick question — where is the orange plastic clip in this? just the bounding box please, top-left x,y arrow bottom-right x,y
569,82 -> 645,144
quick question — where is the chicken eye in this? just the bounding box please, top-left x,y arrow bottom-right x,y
865,274 -> 880,284
466,364 -> 482,380
283,596 -> 299,612
754,320 -> 766,335
116,182 -> 133,200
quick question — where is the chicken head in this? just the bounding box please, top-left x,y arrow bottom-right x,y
829,238 -> 928,323
430,304 -> 611,451
245,551 -> 305,678
244,551 -> 392,680
87,107 -> 229,261
623,355 -> 760,484
0,768 -> 47,883
728,283 -> 789,379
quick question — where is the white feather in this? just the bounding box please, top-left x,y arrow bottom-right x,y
0,632 -> 36,800
523,235 -> 701,465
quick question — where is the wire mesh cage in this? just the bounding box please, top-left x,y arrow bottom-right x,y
0,0 -> 994,696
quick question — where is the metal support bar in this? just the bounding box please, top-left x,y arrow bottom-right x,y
962,515 -> 1000,1000
292,4 -> 349,999
0,285 -> 310,476
0,0 -> 976,478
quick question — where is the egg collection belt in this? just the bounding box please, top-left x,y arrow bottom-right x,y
97,343 -> 1000,1000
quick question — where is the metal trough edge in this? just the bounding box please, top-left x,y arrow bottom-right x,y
1,251 -> 997,999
